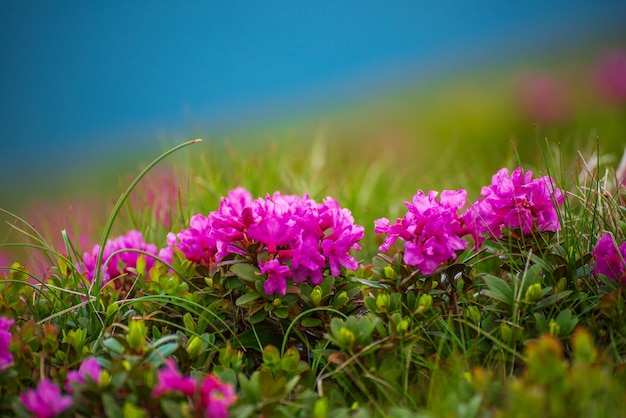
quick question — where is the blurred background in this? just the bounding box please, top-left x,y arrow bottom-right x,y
1,1 -> 626,268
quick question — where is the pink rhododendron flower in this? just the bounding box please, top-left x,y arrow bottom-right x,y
0,316 -> 14,370
65,357 -> 102,393
20,379 -> 73,418
163,188 -> 364,295
200,375 -> 237,418
593,50 -> 626,106
593,233 -> 626,284
82,230 -> 159,287
260,258 -> 292,295
462,167 -> 564,248
152,359 -> 197,397
152,360 -> 236,417
375,189 -> 468,274
516,72 -> 572,124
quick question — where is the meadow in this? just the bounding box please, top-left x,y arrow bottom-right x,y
0,48 -> 625,417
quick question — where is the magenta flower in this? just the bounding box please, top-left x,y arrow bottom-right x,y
593,233 -> 626,284
152,359 -> 196,397
0,316 -> 14,370
516,72 -> 572,124
152,360 -> 236,417
375,189 -> 468,275
593,50 -> 626,106
65,357 -> 102,393
462,167 -> 564,248
260,258 -> 292,295
163,188 -> 364,295
82,230 -> 159,287
20,379 -> 73,418
200,375 -> 237,418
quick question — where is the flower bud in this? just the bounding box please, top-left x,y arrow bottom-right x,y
415,293 -> 433,314
334,291 -> 349,308
126,319 -> 147,353
376,293 -> 390,312
383,266 -> 396,279
185,335 -> 206,359
310,286 -> 323,307
337,327 -> 356,351
524,283 -> 543,303
549,319 -> 561,337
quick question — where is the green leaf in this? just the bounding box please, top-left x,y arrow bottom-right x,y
148,342 -> 180,364
230,263 -> 261,283
182,312 -> 197,333
103,337 -> 126,355
301,317 -> 323,327
273,308 -> 289,319
249,309 -> 269,324
236,291 -> 262,306
482,274 -> 514,306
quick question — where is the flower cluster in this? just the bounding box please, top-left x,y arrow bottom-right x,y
0,316 -> 14,370
81,230 -> 159,287
65,357 -> 102,393
162,188 -> 364,295
375,189 -> 468,274
593,50 -> 626,106
374,168 -> 565,274
593,233 -> 626,284
462,167 -> 564,248
20,379 -> 73,418
153,359 -> 236,418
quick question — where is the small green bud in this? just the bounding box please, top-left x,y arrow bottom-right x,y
376,293 -> 391,312
337,327 -> 356,351
127,319 -> 147,353
525,283 -> 543,303
334,291 -> 349,308
310,286 -> 323,307
383,266 -> 397,279
313,397 -> 329,418
396,318 -> 410,334
415,293 -> 433,314
549,320 -> 561,337
556,277 -> 567,292
185,335 -> 206,359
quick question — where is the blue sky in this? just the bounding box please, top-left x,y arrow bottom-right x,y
1,1 -> 625,203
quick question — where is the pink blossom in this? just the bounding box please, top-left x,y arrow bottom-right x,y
593,233 -> 626,284
462,167 -> 564,248
516,72 -> 572,124
20,379 -> 73,418
162,214 -> 218,266
245,194 -> 302,254
260,259 -> 292,296
0,316 -> 14,370
319,197 -> 364,277
82,230 -> 159,287
375,189 -> 468,274
593,50 -> 626,106
152,359 -> 196,397
163,188 -> 364,295
65,357 -> 102,393
200,375 -> 237,418
152,360 -> 236,417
